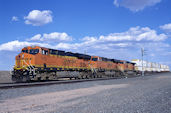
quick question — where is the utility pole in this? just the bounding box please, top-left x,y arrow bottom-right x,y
141,48 -> 144,76
84,50 -> 87,54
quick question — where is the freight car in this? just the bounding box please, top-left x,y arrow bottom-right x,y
12,46 -> 136,82
131,59 -> 170,74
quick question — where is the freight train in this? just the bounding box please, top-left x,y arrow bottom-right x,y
11,46 -> 170,82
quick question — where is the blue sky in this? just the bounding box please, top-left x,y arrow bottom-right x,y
0,0 -> 171,70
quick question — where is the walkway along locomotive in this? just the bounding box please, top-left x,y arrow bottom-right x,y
12,46 -> 136,82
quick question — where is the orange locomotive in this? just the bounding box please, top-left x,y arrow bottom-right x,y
12,46 -> 136,82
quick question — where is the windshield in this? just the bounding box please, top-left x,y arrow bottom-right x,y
29,49 -> 39,54
92,58 -> 98,61
22,49 -> 28,53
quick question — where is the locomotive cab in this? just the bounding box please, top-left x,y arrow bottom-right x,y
90,56 -> 98,68
22,46 -> 42,55
12,46 -> 42,82
14,46 -> 41,69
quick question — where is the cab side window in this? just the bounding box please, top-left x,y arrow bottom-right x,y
50,49 -> 58,55
42,50 -> 48,55
22,50 -> 28,53
92,58 -> 98,61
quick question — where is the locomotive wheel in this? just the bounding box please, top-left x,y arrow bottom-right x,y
75,77 -> 78,80
37,77 -> 41,81
46,77 -> 49,81
22,76 -> 27,82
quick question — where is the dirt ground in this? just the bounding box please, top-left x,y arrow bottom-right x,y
0,71 -> 12,83
0,72 -> 171,113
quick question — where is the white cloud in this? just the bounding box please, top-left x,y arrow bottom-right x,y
51,28 -> 168,52
99,26 -> 167,42
80,26 -> 167,45
0,40 -> 50,51
43,32 -> 72,41
113,0 -> 161,12
0,26 -> 170,69
111,43 -> 131,47
82,36 -> 98,43
52,26 -> 167,51
0,26 -> 169,61
29,34 -> 41,41
55,43 -> 76,49
28,32 -> 72,42
113,0 -> 119,7
12,16 -> 19,21
24,10 -> 52,26
160,23 -> 171,32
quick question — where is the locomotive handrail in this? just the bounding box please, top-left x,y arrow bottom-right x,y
28,61 -> 36,75
88,63 -> 97,74
9,65 -> 14,75
23,59 -> 35,75
23,59 -> 32,74
23,60 -> 31,70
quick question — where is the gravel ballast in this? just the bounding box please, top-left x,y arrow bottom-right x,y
0,72 -> 171,113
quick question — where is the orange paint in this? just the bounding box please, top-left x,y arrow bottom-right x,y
14,46 -> 135,72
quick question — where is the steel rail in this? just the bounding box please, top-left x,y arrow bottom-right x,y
0,77 -> 128,89
2,72 -> 167,89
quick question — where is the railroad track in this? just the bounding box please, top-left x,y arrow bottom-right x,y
0,77 -> 127,89
1,72 -> 164,89
2,72 -> 164,89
